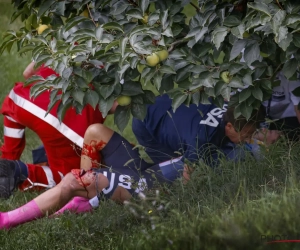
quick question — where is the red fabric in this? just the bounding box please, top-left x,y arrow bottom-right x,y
2,116 -> 25,160
19,164 -> 63,191
0,65 -> 105,190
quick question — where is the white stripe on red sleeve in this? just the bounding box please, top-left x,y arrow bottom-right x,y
4,127 -> 25,138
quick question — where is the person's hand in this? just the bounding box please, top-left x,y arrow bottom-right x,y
182,164 -> 193,184
253,128 -> 282,145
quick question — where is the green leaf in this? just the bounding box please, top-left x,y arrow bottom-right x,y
242,74 -> 253,86
120,37 -> 129,57
244,42 -> 260,66
223,15 -> 241,27
131,103 -> 147,120
84,90 -> 99,109
72,29 -> 96,39
161,27 -> 173,37
252,87 -> 263,101
221,86 -> 231,101
211,26 -> 228,50
240,102 -> 253,120
172,94 -> 187,112
159,65 -> 176,74
286,14 -> 300,26
231,24 -> 245,39
122,81 -> 144,96
98,84 -> 115,99
278,33 -> 293,51
72,89 -> 85,105
38,0 -> 54,18
153,71 -> 163,90
65,16 -> 87,31
293,33 -> 300,47
247,2 -> 271,17
191,72 -> 215,90
98,95 -> 115,118
105,40 -> 120,53
95,26 -> 104,41
228,77 -> 244,88
62,67 -> 73,79
229,63 -> 244,75
57,99 -> 72,122
111,1 -> 129,16
282,58 -> 298,79
140,0 -> 150,15
148,12 -> 160,26
114,105 -> 131,132
102,22 -> 124,33
143,90 -> 156,104
230,39 -> 246,61
126,9 -> 143,19
24,75 -> 45,86
161,10 -> 169,30
239,89 -> 251,103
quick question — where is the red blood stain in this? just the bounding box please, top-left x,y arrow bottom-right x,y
82,140 -> 106,168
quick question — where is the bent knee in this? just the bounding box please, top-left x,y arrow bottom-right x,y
58,172 -> 78,191
85,124 -> 107,137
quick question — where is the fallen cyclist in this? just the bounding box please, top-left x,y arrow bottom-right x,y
0,95 -> 266,229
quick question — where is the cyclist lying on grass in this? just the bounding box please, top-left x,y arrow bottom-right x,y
0,95 -> 265,229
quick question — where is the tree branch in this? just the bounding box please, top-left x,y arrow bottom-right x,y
190,2 -> 200,12
128,0 -> 138,7
168,38 -> 189,52
86,4 -> 97,26
276,0 -> 283,10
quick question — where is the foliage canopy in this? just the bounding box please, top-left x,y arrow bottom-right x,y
1,0 -> 300,130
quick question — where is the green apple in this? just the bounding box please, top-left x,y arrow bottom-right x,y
243,31 -> 250,38
220,71 -> 231,84
74,61 -> 81,67
260,52 -> 270,58
117,95 -> 132,106
155,49 -> 169,61
141,15 -> 149,24
137,64 -> 146,74
81,9 -> 89,18
36,24 -> 49,35
146,53 -> 160,67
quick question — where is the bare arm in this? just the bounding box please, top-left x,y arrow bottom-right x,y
23,61 -> 36,79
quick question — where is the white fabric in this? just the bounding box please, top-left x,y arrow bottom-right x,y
5,115 -> 17,122
262,72 -> 300,119
41,166 -> 56,188
89,196 -> 100,208
159,156 -> 183,167
4,127 -> 25,138
8,89 -> 84,147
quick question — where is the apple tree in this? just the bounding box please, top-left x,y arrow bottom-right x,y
1,0 -> 300,131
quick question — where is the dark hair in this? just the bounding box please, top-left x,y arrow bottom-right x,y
223,105 -> 266,131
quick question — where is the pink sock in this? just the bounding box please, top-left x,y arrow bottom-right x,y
0,200 -> 43,229
54,196 -> 92,216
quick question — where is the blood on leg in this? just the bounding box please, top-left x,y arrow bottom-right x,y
82,140 -> 106,168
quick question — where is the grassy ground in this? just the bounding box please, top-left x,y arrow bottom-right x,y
1,1 -> 300,250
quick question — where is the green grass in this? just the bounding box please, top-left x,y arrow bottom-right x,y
1,1 -> 300,250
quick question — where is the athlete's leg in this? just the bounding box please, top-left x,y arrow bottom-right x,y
0,156 -> 188,229
80,123 -> 113,170
56,124 -> 152,215
0,171 -> 110,229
